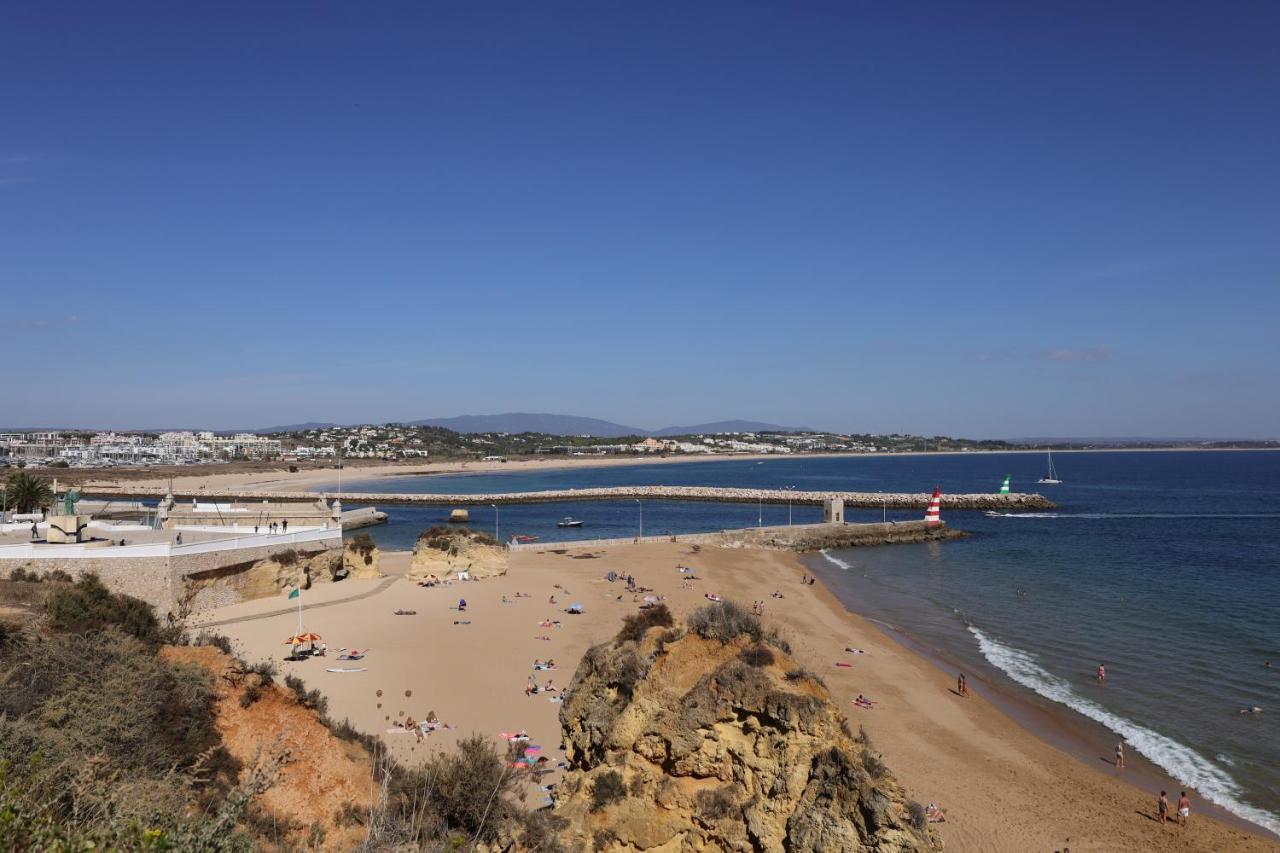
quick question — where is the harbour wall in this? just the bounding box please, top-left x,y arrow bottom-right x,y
87,485 -> 1055,511
509,519 -> 965,553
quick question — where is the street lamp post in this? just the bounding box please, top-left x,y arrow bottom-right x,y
879,491 -> 886,523
491,503 -> 499,543
786,485 -> 795,526
758,497 -> 763,529
636,499 -> 643,539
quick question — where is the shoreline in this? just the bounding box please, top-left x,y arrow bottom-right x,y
805,561 -> 1278,841
77,445 -> 1280,497
198,539 -> 1278,851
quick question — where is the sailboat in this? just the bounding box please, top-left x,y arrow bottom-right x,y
1037,451 -> 1062,484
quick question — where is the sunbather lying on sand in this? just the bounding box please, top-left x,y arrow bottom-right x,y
852,694 -> 876,709
393,609 -> 417,615
844,647 -> 867,654
704,593 -> 721,602
926,803 -> 947,823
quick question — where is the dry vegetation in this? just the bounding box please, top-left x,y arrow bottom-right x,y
0,573 -> 567,850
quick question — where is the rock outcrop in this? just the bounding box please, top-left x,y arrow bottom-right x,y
407,525 -> 507,581
343,536 -> 382,579
554,607 -> 941,852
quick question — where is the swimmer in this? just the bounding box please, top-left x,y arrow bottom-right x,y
1239,705 -> 1263,715
1097,663 -> 1106,684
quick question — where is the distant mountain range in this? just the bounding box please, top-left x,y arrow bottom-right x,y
407,413 -> 808,438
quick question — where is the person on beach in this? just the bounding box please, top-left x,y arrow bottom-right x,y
1177,791 -> 1190,826
1115,741 -> 1124,769
458,598 -> 467,612
1158,790 -> 1169,823
1097,663 -> 1106,684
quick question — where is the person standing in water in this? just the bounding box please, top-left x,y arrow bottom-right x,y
1115,741 -> 1125,769
1097,663 -> 1106,684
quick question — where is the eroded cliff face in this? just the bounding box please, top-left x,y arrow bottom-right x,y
343,538 -> 382,579
407,526 -> 507,580
555,623 -> 940,852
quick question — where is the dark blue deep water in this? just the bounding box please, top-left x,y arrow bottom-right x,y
336,451 -> 1280,832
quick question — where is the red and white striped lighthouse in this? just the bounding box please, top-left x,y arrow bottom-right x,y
924,486 -> 942,526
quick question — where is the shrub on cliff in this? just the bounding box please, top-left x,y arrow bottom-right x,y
615,602 -> 674,644
43,574 -> 178,646
590,771 -> 627,811
348,532 -> 377,564
687,599 -> 791,653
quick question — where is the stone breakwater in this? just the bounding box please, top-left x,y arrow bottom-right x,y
88,485 -> 1055,511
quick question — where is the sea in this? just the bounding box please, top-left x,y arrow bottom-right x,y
335,450 -> 1280,835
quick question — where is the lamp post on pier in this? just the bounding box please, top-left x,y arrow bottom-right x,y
491,503 -> 499,544
635,499 -> 643,539
786,485 -> 795,525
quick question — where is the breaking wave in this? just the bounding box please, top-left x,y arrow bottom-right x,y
968,626 -> 1280,836
818,549 -> 853,570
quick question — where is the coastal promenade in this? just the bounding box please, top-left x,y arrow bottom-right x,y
85,484 -> 1055,510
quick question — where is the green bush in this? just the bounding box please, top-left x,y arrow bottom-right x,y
43,574 -> 170,646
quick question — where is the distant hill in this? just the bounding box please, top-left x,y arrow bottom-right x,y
252,422 -> 342,434
409,413 -> 644,437
401,413 -> 809,437
651,420 -> 808,436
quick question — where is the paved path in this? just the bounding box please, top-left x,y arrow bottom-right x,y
196,575 -> 400,628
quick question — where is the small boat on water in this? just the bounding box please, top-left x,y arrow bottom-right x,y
556,517 -> 584,528
1037,451 -> 1063,485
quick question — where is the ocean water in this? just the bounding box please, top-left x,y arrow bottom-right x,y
337,451 -> 1280,833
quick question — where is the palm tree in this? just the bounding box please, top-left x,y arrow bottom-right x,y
3,471 -> 53,514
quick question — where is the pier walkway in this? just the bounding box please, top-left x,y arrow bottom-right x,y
87,485 -> 1055,511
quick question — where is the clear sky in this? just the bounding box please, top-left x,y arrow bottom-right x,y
3,2 -> 1277,437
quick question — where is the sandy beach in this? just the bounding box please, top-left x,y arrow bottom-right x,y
195,542 -> 1277,852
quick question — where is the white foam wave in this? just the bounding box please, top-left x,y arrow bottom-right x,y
968,626 -> 1280,836
819,549 -> 853,571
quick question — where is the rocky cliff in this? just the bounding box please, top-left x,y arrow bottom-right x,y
407,525 -> 507,580
554,604 -> 941,852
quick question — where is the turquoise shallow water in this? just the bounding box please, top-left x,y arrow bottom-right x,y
338,450 -> 1280,833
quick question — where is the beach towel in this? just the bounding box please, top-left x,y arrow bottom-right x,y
337,654 -> 365,661
326,667 -> 367,673
834,662 -> 852,668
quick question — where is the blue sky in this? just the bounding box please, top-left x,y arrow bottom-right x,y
2,2 -> 1277,437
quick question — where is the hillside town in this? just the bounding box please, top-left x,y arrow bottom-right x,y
0,424 -> 1023,469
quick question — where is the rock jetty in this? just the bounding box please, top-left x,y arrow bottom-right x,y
93,484 -> 1055,511
553,602 -> 942,851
